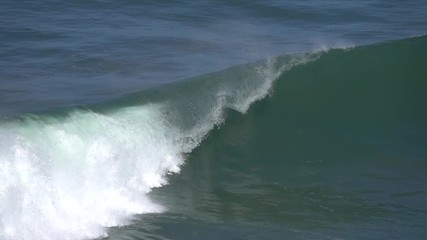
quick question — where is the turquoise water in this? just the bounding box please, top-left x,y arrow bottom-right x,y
1,1 -> 427,240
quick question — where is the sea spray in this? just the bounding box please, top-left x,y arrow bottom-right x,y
0,52 -> 317,240
0,106 -> 176,240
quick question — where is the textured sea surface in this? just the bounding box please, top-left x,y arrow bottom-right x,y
1,1 -> 427,240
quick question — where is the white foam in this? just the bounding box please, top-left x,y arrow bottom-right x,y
0,104 -> 182,240
0,54 -> 317,240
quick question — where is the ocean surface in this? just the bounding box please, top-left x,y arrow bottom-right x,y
1,1 -> 427,240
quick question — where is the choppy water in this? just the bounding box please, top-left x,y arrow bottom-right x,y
1,1 -> 426,240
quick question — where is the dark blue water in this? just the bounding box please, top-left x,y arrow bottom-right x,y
2,0 -> 426,115
1,1 -> 427,240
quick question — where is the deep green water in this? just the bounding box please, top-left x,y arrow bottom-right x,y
106,35 -> 427,239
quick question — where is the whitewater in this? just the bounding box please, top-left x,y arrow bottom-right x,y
0,53 -> 317,240
2,1 -> 427,239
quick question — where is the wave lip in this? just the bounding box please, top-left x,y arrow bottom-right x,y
135,35 -> 427,240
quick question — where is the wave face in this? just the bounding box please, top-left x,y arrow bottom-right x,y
1,35 -> 427,240
118,36 -> 427,239
0,51 -> 316,240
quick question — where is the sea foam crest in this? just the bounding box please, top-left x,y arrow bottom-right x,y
0,53 -> 316,240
